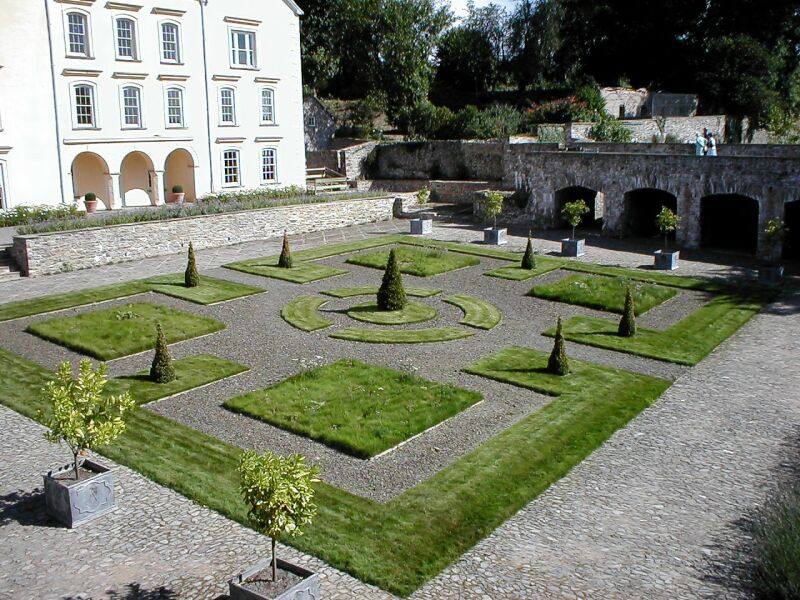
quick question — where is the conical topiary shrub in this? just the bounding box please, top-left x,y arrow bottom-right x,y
278,231 -> 293,269
521,237 -> 535,270
618,289 -> 636,337
185,242 -> 199,288
547,317 -> 570,376
376,248 -> 407,311
150,323 -> 175,383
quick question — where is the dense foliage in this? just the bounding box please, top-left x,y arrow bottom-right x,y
150,324 -> 176,384
0,204 -> 80,227
184,242 -> 199,288
618,290 -> 636,337
547,316 -> 570,375
278,232 -> 294,269
376,248 -> 407,311
521,237 -> 535,270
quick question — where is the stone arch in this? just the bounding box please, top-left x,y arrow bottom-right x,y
622,188 -> 678,239
70,152 -> 112,209
783,199 -> 800,260
554,185 -> 605,231
700,193 -> 760,254
164,148 -> 197,202
120,151 -> 156,207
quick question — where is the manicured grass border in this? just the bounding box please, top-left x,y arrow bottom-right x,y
147,274 -> 265,305
330,326 -> 474,344
346,246 -> 481,277
544,292 -> 771,365
0,345 -> 669,597
224,262 -> 348,284
281,296 -> 332,332
347,301 -> 437,325
443,294 -> 502,330
322,286 -> 441,298
485,262 -> 561,280
223,359 -> 482,459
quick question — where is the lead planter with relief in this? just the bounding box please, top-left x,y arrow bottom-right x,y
654,250 -> 679,270
43,458 -> 116,528
483,227 -> 507,245
561,238 -> 585,257
229,557 -> 320,600
410,218 -> 432,235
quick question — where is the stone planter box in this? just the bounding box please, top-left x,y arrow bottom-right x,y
758,264 -> 784,285
561,238 -> 585,257
410,218 -> 432,235
43,458 -> 116,528
654,250 -> 679,270
229,557 -> 320,600
484,227 -> 507,245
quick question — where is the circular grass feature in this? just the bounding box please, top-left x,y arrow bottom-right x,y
347,301 -> 437,325
330,326 -> 475,344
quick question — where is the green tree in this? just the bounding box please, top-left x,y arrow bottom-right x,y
561,199 -> 590,240
547,316 -> 570,375
521,236 -> 536,270
185,242 -> 199,288
618,289 -> 636,337
480,191 -> 505,229
655,206 -> 679,251
588,116 -> 633,142
40,360 -> 134,479
238,450 -> 319,582
377,248 -> 407,311
278,232 -> 293,269
150,323 -> 175,384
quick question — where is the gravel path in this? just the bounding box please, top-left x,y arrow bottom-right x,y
0,243 -> 689,502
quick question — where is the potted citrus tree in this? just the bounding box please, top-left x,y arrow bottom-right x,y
230,450 -> 320,600
560,199 -> 589,256
654,206 -> 680,270
39,360 -> 134,528
410,187 -> 433,235
168,185 -> 185,204
759,218 -> 786,284
83,192 -> 98,214
479,191 -> 507,245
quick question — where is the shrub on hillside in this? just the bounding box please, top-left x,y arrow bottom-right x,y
589,117 -> 633,142
750,481 -> 800,598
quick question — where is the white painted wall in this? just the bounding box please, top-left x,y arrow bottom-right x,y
0,0 -> 306,210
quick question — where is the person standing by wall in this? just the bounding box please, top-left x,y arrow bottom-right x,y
707,132 -> 718,156
695,131 -> 707,156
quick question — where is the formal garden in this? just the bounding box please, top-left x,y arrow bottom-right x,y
0,231 -> 776,597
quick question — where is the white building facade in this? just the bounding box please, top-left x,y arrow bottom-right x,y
0,0 -> 306,210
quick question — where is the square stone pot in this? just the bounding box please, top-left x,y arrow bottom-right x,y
561,238 -> 585,257
758,264 -> 784,285
654,250 -> 679,270
43,458 -> 116,528
229,557 -> 320,600
410,218 -> 432,235
484,227 -> 507,245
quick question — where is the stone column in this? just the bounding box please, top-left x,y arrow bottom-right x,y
153,170 -> 165,206
110,173 -> 122,210
676,188 -> 700,249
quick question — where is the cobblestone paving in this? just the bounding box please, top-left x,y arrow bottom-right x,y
0,405 -> 393,600
1,218 -> 797,598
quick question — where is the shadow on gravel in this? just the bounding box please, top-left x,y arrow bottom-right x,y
0,488 -> 59,528
64,583 -> 179,599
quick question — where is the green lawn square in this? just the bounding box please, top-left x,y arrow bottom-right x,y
26,302 -> 225,360
346,246 -> 480,277
225,260 -> 347,284
529,273 -> 677,315
224,359 -> 482,458
147,274 -> 264,304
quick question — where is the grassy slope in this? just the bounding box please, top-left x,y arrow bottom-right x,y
443,294 -> 502,330
26,302 -> 225,360
346,246 -> 480,277
330,327 -> 475,344
223,359 -> 482,458
547,293 -> 768,365
347,301 -> 437,325
147,275 -> 264,304
281,296 -> 332,332
0,346 -> 668,596
529,273 -> 677,315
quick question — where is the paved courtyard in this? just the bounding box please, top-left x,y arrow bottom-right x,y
0,218 -> 797,599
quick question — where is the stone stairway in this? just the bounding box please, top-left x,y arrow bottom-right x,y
0,246 -> 21,282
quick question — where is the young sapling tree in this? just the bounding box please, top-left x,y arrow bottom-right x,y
561,200 -> 590,241
655,206 -> 680,251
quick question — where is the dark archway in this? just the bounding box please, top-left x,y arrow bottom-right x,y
622,188 -> 678,239
784,200 -> 800,260
700,194 -> 759,254
555,186 -> 604,231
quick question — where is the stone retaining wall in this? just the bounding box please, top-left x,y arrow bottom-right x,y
569,116 -> 727,144
12,195 -> 415,277
371,141 -> 505,181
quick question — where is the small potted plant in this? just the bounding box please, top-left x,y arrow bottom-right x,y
654,206 -> 680,270
83,192 -> 98,214
560,199 -> 590,256
168,185 -> 185,204
758,218 -> 786,284
39,360 -> 134,528
479,191 -> 507,245
410,187 -> 433,235
230,450 -> 320,600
